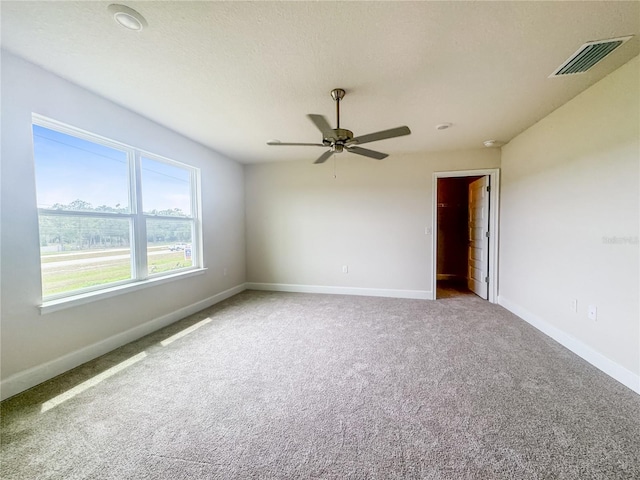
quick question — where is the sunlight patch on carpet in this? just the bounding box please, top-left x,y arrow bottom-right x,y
40,352 -> 148,413
160,318 -> 212,347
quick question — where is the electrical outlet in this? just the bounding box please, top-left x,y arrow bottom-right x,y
588,305 -> 597,321
342,265 -> 348,274
425,226 -> 432,235
570,299 -> 577,313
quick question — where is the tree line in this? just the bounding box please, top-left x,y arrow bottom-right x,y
39,199 -> 191,251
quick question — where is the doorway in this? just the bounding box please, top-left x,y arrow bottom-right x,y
432,169 -> 500,302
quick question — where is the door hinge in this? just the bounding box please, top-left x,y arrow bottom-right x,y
485,276 -> 489,283
485,231 -> 490,238
486,185 -> 491,192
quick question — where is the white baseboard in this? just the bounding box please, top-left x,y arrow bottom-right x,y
246,282 -> 433,300
0,284 -> 247,401
498,295 -> 640,395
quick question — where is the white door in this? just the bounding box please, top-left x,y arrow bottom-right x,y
467,176 -> 490,299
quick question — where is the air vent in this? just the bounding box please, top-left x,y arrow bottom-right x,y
549,36 -> 633,77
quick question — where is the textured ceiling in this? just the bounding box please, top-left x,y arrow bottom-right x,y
1,1 -> 639,164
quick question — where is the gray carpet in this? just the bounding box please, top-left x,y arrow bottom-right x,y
1,290 -> 639,479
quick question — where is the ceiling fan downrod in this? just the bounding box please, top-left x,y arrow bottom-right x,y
331,88 -> 345,129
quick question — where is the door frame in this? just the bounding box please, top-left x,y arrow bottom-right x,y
432,168 -> 500,303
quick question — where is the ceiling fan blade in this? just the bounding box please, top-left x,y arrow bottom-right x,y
313,150 -> 334,164
267,141 -> 325,146
307,114 -> 333,134
347,146 -> 388,160
351,126 -> 411,145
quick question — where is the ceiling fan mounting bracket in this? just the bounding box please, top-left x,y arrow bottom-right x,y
330,88 -> 346,102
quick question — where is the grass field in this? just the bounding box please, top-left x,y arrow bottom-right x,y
41,247 -> 192,297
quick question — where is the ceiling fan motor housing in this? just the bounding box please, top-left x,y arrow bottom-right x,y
324,128 -> 354,151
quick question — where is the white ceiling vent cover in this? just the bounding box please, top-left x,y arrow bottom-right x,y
549,36 -> 633,77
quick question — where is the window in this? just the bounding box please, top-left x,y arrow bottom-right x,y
32,115 -> 201,301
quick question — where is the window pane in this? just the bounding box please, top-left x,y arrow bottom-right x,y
33,125 -> 130,212
141,157 -> 191,216
33,118 -> 201,301
39,215 -> 131,297
147,218 -> 193,275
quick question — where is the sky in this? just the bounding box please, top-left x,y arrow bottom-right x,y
32,125 -> 192,214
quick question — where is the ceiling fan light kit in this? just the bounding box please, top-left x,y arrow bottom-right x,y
267,88 -> 411,164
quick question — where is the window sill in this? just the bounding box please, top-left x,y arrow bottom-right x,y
40,268 -> 207,315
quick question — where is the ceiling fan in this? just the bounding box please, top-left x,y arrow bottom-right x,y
267,88 -> 411,164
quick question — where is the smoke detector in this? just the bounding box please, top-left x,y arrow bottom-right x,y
108,4 -> 148,31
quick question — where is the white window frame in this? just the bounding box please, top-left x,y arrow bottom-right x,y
33,114 -> 204,312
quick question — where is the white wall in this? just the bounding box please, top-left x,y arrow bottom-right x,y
499,56 -> 639,390
4,47 -> 635,400
245,149 -> 500,297
0,51 -> 246,398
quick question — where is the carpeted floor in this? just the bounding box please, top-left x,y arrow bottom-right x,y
1,290 -> 639,479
